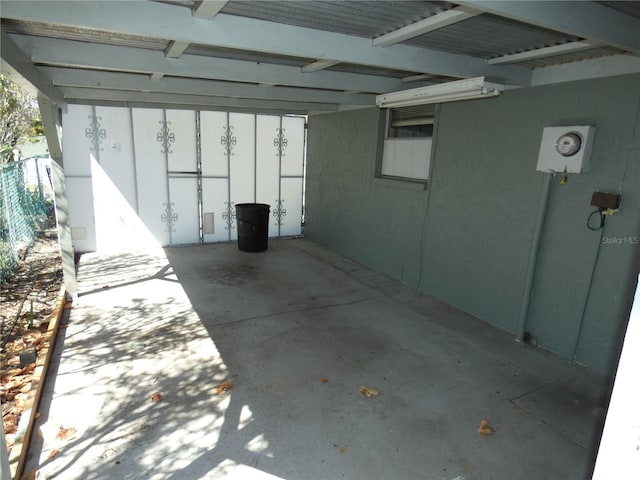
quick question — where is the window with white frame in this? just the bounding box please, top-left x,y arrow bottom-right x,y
379,104 -> 435,182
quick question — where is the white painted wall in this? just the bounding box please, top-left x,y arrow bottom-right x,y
61,105 -> 305,252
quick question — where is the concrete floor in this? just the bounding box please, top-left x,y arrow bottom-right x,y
25,239 -> 611,480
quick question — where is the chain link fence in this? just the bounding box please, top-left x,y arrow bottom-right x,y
0,157 -> 53,282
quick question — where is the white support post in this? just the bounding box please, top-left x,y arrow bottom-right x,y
592,274 -> 640,479
38,94 -> 78,300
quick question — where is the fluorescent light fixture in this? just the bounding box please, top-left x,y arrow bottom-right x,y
376,76 -> 504,108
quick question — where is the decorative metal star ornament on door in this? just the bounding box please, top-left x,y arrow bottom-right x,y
157,121 -> 176,154
85,115 -> 107,152
221,125 -> 237,156
273,199 -> 286,226
161,202 -> 179,232
274,128 -> 288,156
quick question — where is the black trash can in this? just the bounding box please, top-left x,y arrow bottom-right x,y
235,203 -> 270,252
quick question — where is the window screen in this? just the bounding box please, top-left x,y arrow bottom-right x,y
379,104 -> 436,182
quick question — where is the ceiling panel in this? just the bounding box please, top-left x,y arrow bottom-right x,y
1,0 -> 638,114
598,0 -> 640,19
522,46 -> 622,68
405,14 -> 581,58
220,0 -> 445,39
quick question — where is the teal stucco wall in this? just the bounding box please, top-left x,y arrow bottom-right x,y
305,74 -> 640,374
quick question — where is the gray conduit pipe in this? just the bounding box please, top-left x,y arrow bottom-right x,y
516,171 -> 553,342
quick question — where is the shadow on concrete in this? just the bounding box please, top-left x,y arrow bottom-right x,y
26,240 -> 611,480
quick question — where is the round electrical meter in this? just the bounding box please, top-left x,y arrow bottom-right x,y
556,132 -> 582,157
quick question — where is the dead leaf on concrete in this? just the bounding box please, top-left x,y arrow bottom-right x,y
358,385 -> 379,398
150,392 -> 162,402
56,426 -> 77,441
333,443 -> 348,454
320,378 -> 329,384
214,381 -> 233,395
48,448 -> 60,459
477,419 -> 494,435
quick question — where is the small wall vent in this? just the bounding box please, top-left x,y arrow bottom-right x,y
203,212 -> 215,235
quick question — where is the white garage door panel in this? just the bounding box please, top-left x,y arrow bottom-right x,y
132,108 -> 170,246
256,115 -> 280,215
279,178 -> 303,237
202,179 -> 232,243
95,106 -> 138,211
281,116 -> 305,177
168,177 -> 200,245
62,104 -> 94,177
201,111 -> 228,177
91,156 -> 158,252
166,110 -> 197,172
229,113 -> 256,205
64,177 -> 97,252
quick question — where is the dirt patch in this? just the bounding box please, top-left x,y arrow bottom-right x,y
1,231 -> 63,456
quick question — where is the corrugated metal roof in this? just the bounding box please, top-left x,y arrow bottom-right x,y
1,19 -> 166,51
2,0 -> 636,114
215,1 -> 595,65
523,47 -> 624,69
405,14 -> 581,58
6,1 -> 624,72
221,0 -> 445,39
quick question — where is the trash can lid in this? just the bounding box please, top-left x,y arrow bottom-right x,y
235,203 -> 271,209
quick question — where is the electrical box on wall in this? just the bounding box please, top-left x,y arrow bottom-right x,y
591,191 -> 621,210
536,125 -> 596,173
